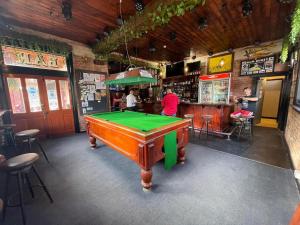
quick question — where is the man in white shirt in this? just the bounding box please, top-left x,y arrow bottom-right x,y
126,89 -> 137,111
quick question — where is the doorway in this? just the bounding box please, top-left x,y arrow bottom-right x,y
256,76 -> 285,128
4,74 -> 75,137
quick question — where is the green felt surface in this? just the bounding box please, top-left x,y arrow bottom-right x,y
91,111 -> 182,132
164,131 -> 178,170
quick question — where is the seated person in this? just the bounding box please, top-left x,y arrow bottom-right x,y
112,92 -> 122,111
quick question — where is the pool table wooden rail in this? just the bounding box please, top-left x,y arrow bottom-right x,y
85,115 -> 190,190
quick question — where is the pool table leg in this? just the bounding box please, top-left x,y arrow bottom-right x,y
141,168 -> 152,191
89,136 -> 96,149
178,147 -> 186,164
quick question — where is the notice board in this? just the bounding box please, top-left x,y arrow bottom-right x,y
75,70 -> 108,115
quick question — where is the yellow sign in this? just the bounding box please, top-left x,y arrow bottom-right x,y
2,46 -> 67,71
208,53 -> 234,74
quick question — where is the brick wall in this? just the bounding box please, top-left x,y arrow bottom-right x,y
285,52 -> 300,170
231,60 -> 253,97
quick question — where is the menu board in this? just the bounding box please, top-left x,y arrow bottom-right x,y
240,56 -> 275,76
75,70 -> 108,115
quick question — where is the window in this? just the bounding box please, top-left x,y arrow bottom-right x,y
7,77 -> 26,114
25,78 -> 42,112
59,80 -> 71,109
45,80 -> 59,110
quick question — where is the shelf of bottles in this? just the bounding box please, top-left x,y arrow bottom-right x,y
162,75 -> 199,102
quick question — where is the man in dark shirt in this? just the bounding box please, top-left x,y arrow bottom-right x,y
240,87 -> 258,113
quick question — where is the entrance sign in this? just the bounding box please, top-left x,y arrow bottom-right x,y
1,46 -> 67,71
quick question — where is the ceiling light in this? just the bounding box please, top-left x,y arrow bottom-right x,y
116,15 -> 124,26
135,0 -> 144,12
198,17 -> 208,30
62,1 -> 72,21
149,43 -> 156,52
169,31 -> 177,41
103,27 -> 110,37
163,45 -> 167,49
242,0 -> 253,17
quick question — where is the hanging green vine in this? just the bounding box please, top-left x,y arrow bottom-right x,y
0,29 -> 72,57
107,54 -> 159,70
93,0 -> 206,58
281,0 -> 300,62
289,0 -> 300,45
280,37 -> 289,63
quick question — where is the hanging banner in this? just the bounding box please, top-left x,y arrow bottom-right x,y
1,46 -> 67,71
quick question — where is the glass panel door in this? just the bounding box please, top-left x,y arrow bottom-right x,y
59,80 -> 71,109
7,77 -> 26,114
25,78 -> 42,112
45,80 -> 59,111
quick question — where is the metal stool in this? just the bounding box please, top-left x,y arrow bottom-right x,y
1,153 -> 53,225
236,116 -> 254,140
15,129 -> 49,163
200,115 -> 213,138
184,114 -> 195,135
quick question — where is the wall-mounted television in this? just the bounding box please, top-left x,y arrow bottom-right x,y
187,61 -> 201,73
166,61 -> 184,77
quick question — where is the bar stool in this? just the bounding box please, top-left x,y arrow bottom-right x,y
15,129 -> 49,163
184,114 -> 195,135
1,153 -> 53,225
0,198 -> 3,217
200,115 -> 213,138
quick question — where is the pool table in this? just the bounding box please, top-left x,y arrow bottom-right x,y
85,111 -> 190,190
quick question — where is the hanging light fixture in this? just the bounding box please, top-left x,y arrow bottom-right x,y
242,0 -> 253,17
169,31 -> 177,41
149,42 -> 156,52
198,17 -> 208,30
135,0 -> 144,12
62,1 -> 72,21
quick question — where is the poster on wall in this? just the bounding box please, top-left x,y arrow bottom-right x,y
240,56 -> 275,76
208,53 -> 234,74
75,70 -> 108,115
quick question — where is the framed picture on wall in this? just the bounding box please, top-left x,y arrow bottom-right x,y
207,53 -> 234,74
240,56 -> 275,76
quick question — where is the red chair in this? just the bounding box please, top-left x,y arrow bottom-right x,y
290,204 -> 300,225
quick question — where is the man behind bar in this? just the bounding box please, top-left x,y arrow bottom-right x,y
161,88 -> 179,117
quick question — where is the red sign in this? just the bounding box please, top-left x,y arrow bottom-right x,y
199,73 -> 230,80
2,46 -> 67,71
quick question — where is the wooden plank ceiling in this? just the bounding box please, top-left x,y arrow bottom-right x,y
0,0 -> 295,62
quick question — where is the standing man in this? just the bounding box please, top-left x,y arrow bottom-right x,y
239,87 -> 258,113
126,89 -> 137,111
161,88 -> 179,116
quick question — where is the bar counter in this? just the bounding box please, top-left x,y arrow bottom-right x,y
141,102 -> 234,132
